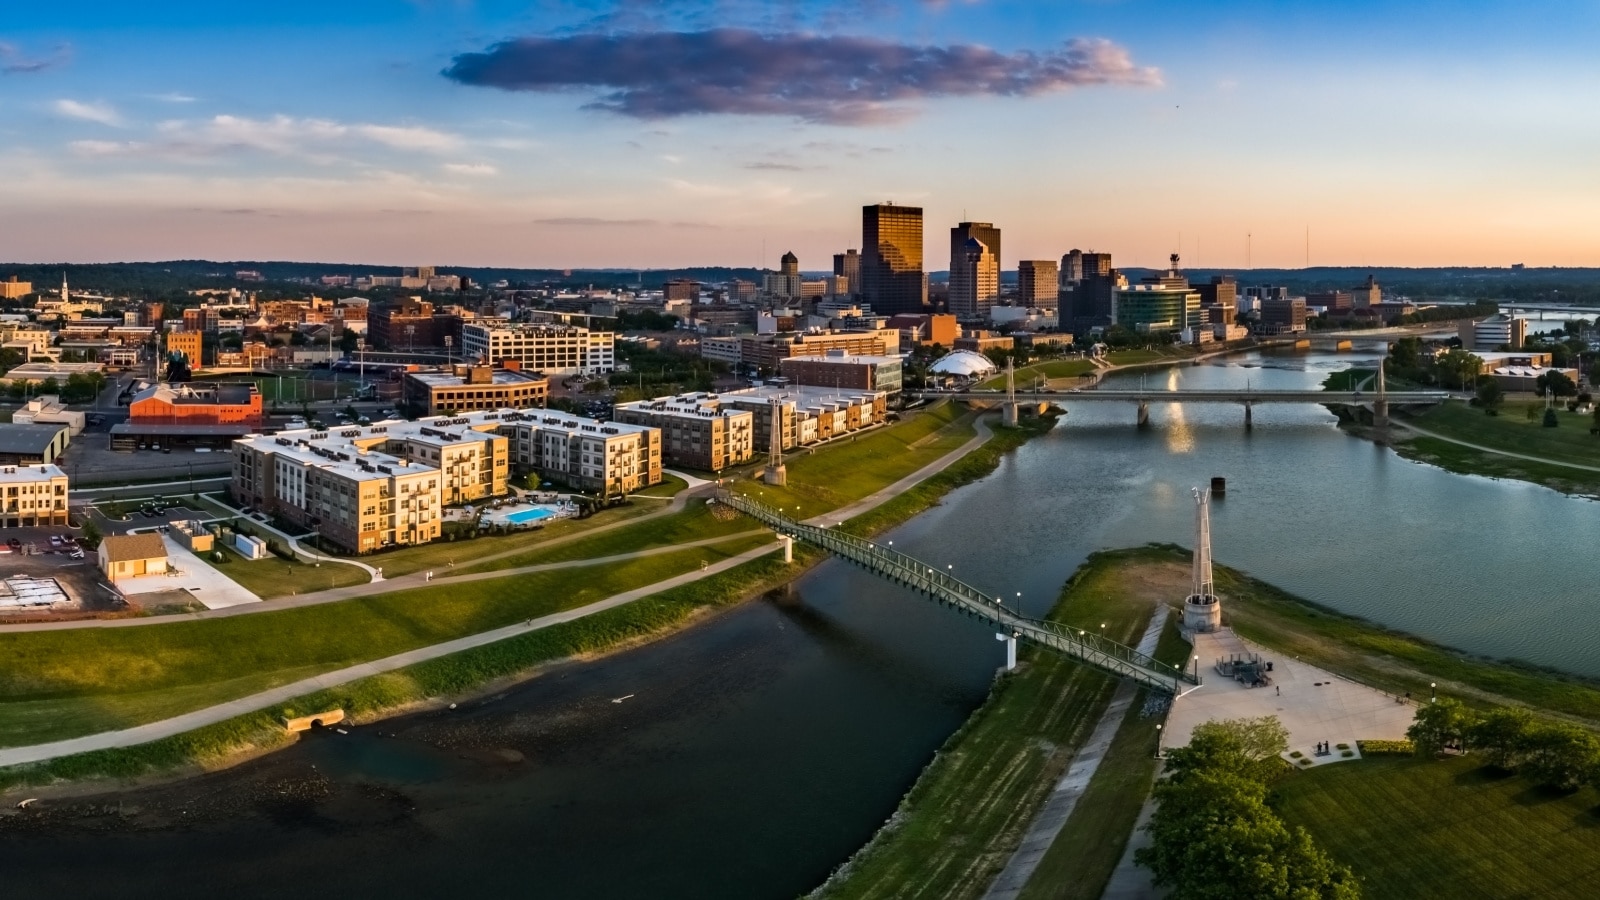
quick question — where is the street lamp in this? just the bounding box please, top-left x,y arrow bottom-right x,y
1154,723 -> 1163,758
1430,682 -> 1437,703
1193,654 -> 1200,682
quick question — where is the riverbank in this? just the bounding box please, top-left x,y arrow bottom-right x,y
1323,367 -> 1600,498
0,408 -> 1058,795
810,542 -> 1600,899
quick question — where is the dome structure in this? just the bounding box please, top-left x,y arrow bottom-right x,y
929,349 -> 998,379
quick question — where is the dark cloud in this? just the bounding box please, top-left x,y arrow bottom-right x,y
0,40 -> 72,75
443,29 -> 1159,125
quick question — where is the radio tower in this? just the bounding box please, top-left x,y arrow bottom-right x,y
762,397 -> 787,486
1182,487 -> 1222,633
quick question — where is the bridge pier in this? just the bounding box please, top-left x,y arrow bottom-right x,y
1002,402 -> 1019,427
781,534 -> 793,564
1136,401 -> 1149,427
1373,399 -> 1389,430
996,631 -> 1017,671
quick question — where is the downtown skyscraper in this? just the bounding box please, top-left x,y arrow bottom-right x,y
861,203 -> 926,316
949,221 -> 1002,322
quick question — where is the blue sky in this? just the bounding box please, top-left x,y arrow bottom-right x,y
1,1 -> 1596,269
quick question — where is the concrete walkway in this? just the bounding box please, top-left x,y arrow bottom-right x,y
804,415 -> 994,528
0,542 -> 783,768
983,606 -> 1168,900
203,493 -> 381,578
1394,419 -> 1600,474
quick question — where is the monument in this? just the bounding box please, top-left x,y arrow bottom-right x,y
762,397 -> 787,486
1182,487 -> 1223,633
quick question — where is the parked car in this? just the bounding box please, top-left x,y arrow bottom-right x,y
69,548 -> 85,559
6,537 -> 20,551
48,535 -> 62,547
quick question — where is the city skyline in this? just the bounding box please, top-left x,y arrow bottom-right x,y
1,1 -> 1596,269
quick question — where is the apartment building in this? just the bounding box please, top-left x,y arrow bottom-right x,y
498,410 -> 661,496
461,323 -> 615,376
613,394 -> 754,472
0,464 -> 69,528
718,385 -> 887,453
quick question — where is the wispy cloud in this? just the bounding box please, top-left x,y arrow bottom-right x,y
69,114 -> 463,163
146,92 -> 198,103
444,29 -> 1160,125
533,216 -> 718,229
0,40 -> 71,75
54,98 -> 122,127
442,162 -> 498,176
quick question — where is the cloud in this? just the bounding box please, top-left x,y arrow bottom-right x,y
0,40 -> 71,75
54,99 -> 122,127
69,114 -> 463,163
443,29 -> 1160,124
442,162 -> 498,176
147,92 -> 198,103
744,161 -> 807,171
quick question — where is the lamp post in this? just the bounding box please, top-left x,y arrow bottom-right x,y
1193,654 -> 1200,683
1154,723 -> 1163,758
1430,682 -> 1437,704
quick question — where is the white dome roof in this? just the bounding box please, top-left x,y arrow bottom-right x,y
930,350 -> 998,378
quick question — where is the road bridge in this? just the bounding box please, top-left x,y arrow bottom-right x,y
715,493 -> 1195,695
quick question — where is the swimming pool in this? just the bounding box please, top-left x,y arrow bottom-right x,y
503,507 -> 556,525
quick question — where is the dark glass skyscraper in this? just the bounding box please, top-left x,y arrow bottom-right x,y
862,203 -> 926,315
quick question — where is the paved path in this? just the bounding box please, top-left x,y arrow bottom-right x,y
983,606 -> 1167,900
804,415 -> 994,528
1394,419 -> 1600,474
0,542 -> 784,767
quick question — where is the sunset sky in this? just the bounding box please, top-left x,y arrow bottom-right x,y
2,0 -> 1595,270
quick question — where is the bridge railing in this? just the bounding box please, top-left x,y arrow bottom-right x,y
716,492 -> 1192,691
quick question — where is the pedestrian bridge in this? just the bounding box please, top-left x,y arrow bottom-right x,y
715,493 -> 1196,695
909,388 -> 1448,405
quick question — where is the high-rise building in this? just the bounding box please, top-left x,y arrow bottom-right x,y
949,236 -> 999,322
833,249 -> 861,296
1352,274 -> 1382,308
765,251 -> 803,300
1260,297 -> 1309,333
1062,250 -> 1121,331
1196,275 -> 1239,325
1017,260 -> 1059,308
862,203 -> 926,316
1082,252 -> 1114,278
950,222 -> 1002,280
663,279 -> 701,303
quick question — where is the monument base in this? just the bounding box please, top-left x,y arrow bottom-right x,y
763,464 -> 787,486
1183,592 -> 1222,633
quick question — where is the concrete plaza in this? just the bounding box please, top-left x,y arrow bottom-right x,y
117,534 -> 262,610
1162,628 -> 1418,765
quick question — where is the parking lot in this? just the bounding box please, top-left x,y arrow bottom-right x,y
0,542 -> 120,614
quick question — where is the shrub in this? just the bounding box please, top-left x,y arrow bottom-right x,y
1340,750 -> 1354,758
1358,739 -> 1415,756
1336,743 -> 1350,750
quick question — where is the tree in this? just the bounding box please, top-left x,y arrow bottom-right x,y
1474,377 -> 1504,415
1468,707 -> 1535,769
1407,698 -> 1476,756
1536,369 -> 1577,398
1434,349 -> 1484,391
1521,723 -> 1600,791
1544,407 -> 1560,428
1389,336 -> 1422,371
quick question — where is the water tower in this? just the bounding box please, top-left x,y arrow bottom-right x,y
1182,487 -> 1223,633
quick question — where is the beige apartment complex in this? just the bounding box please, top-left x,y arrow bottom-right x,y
613,394 -> 754,472
460,323 -> 615,375
234,408 -> 662,551
0,464 -> 69,528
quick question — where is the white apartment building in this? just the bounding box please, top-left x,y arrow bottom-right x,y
499,410 -> 661,496
461,323 -> 615,376
0,464 -> 69,528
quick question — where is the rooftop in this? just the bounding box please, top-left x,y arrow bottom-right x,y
407,368 -> 549,387
132,382 -> 259,406
0,423 -> 69,455
780,354 -> 902,366
101,532 -> 168,563
0,464 -> 66,484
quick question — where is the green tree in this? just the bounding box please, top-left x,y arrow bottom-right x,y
1433,349 -> 1484,391
1521,723 -> 1600,790
1407,698 -> 1476,756
1389,336 -> 1422,371
1474,377 -> 1504,415
1543,407 -> 1560,428
1536,369 -> 1577,398
1468,707 -> 1535,769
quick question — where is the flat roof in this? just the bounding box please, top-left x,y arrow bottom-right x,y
112,423 -> 255,436
408,369 -> 549,388
0,463 -> 66,484
780,354 -> 901,366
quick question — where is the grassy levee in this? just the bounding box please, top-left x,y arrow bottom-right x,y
808,545 -> 1180,900
1275,755 -> 1600,899
978,358 -> 1099,389
458,506 -> 759,574
0,401 -> 1055,789
0,531 -> 775,749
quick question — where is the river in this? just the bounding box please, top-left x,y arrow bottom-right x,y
4,349 -> 1598,898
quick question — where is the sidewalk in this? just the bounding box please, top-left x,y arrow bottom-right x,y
0,541 -> 782,768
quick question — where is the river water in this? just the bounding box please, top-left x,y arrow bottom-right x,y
5,349 -> 1599,898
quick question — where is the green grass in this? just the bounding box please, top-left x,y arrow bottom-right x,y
203,546 -> 369,599
459,503 -> 758,574
1275,755 -> 1600,899
1408,399 -> 1600,468
0,535 -> 774,747
978,358 -> 1099,389
812,542 -> 1184,900
0,547 -> 811,791
633,473 -> 688,497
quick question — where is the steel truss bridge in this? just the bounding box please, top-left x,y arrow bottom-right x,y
716,493 -> 1196,695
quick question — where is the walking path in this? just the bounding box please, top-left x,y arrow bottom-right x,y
804,416 -> 994,528
983,606 -> 1168,900
0,542 -> 784,767
1394,420 -> 1600,474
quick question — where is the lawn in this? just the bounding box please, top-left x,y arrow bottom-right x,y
812,547 -> 1187,900
204,545 -> 369,599
1275,755 -> 1600,899
458,502 -> 760,574
978,358 -> 1100,389
634,473 -> 689,497
1407,399 -> 1600,468
0,535 -> 776,747
743,401 -> 977,520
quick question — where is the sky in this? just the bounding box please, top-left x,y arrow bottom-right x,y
1,0 -> 1596,271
